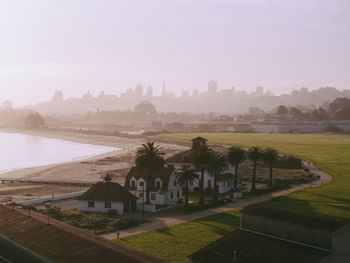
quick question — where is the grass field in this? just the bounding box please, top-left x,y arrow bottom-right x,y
117,133 -> 350,263
117,209 -> 240,263
159,133 -> 350,221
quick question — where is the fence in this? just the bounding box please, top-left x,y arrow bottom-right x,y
240,213 -> 333,250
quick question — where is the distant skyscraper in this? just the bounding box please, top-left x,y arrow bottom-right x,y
256,86 -> 264,95
52,91 -> 64,102
300,87 -> 308,94
135,84 -> 143,97
193,89 -> 199,97
208,80 -> 218,95
161,80 -> 174,98
146,86 -> 153,97
181,90 -> 189,98
162,80 -> 166,97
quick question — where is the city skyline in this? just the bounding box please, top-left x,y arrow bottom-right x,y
0,0 -> 349,106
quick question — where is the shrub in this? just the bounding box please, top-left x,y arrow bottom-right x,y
274,156 -> 302,169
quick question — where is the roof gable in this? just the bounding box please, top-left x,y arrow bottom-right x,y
78,182 -> 138,202
125,166 -> 175,191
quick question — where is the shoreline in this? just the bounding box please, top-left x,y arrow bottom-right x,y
0,127 -> 188,183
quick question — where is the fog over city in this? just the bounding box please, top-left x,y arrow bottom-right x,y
0,0 -> 349,107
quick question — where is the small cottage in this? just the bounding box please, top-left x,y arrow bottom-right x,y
77,174 -> 138,214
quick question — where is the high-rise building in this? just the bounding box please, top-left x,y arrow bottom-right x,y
193,89 -> 199,97
52,91 -> 64,102
135,84 -> 143,97
256,86 -> 264,95
146,86 -> 153,97
208,80 -> 218,95
162,80 -> 166,97
181,90 -> 189,98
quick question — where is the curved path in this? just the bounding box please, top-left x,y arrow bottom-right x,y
102,163 -> 332,240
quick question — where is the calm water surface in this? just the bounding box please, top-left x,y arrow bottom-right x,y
0,132 -> 119,174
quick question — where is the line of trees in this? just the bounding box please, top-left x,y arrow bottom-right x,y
135,141 -> 279,208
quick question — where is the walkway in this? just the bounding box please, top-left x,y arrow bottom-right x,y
102,163 -> 332,240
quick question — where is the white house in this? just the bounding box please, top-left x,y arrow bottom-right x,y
165,137 -> 235,194
77,175 -> 138,214
125,166 -> 183,206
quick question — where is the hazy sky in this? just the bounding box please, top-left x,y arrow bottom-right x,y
0,0 -> 349,106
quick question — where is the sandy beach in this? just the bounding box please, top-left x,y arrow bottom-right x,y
0,127 -> 188,184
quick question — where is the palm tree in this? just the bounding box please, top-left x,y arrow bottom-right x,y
192,145 -> 212,206
135,142 -> 165,204
247,146 -> 263,191
176,167 -> 199,207
227,146 -> 246,191
263,147 -> 278,185
208,152 -> 227,203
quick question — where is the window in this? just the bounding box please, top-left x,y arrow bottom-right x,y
139,193 -> 144,198
174,180 -> 177,187
207,180 -> 212,188
170,192 -> 173,199
151,193 -> 156,200
88,201 -> 95,208
139,181 -> 144,187
105,201 -> 111,208
131,180 -> 136,187
228,182 -> 230,187
156,181 -> 161,190
177,191 -> 180,198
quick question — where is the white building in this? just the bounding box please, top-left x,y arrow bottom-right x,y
77,175 -> 138,215
165,137 -> 235,194
125,166 -> 183,206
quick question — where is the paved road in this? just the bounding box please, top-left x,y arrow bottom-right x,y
102,163 -> 332,240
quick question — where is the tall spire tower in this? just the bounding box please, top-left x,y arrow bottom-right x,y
162,80 -> 166,97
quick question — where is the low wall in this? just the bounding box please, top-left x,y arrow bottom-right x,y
241,214 -> 333,250
17,191 -> 85,206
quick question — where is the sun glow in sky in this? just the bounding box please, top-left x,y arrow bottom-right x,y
0,0 -> 349,106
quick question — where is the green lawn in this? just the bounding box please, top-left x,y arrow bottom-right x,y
116,209 -> 240,263
159,133 -> 350,221
117,133 -> 350,263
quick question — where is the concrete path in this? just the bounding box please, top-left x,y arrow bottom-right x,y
102,163 -> 331,240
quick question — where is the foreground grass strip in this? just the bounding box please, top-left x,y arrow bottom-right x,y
116,209 -> 240,263
159,133 -> 350,221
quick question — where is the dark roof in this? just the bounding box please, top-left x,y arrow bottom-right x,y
191,136 -> 208,141
242,206 -> 346,232
0,205 -> 167,263
165,149 -> 193,164
125,166 -> 175,191
216,173 -> 233,182
188,229 -> 329,263
78,182 -> 138,202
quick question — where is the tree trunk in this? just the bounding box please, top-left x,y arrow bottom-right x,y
185,181 -> 189,206
269,163 -> 273,185
234,164 -> 239,190
199,168 -> 204,206
251,161 -> 257,191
